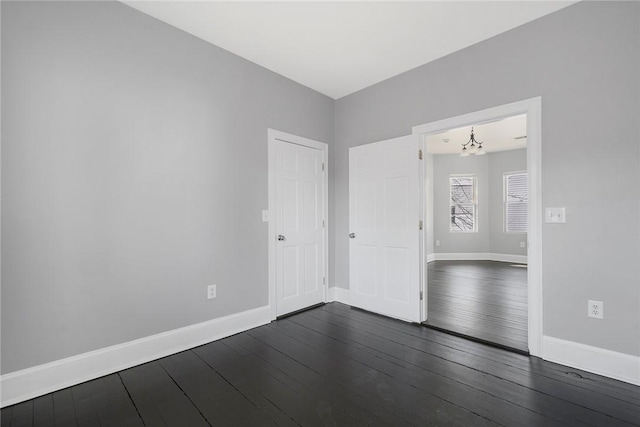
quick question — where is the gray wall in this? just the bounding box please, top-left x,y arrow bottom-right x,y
1,1 -> 334,373
431,148 -> 527,255
488,149 -> 527,256
335,1 -> 640,356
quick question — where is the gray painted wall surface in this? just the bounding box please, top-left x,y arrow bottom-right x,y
488,149 -> 527,256
431,148 -> 527,255
1,1 -> 334,373
335,2 -> 640,356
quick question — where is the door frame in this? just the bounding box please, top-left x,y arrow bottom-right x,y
267,128 -> 329,320
412,97 -> 543,356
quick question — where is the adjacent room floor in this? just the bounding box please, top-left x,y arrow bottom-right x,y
424,260 -> 528,353
3,303 -> 639,426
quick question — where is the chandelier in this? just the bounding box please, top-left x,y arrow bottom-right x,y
460,127 -> 486,157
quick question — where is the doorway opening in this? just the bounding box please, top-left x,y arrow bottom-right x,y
413,98 -> 542,356
423,115 -> 528,352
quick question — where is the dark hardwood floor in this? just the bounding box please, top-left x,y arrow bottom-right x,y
424,260 -> 528,352
3,302 -> 639,426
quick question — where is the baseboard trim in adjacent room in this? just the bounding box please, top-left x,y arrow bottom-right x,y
431,252 -> 527,264
542,335 -> 640,386
327,286 -> 351,305
0,305 -> 272,408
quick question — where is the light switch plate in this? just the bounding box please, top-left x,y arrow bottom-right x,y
545,207 -> 566,223
262,210 -> 269,222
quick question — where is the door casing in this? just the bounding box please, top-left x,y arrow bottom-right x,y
267,129 -> 329,320
412,97 -> 543,356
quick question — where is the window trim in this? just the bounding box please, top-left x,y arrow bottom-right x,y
503,170 -> 528,234
449,174 -> 478,233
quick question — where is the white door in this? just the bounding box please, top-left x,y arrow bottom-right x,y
349,135 -> 420,322
274,139 -> 325,316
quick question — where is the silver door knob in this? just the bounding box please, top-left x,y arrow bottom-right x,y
277,234 -> 286,241
349,233 -> 356,239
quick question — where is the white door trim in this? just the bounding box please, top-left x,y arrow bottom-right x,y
267,129 -> 329,320
412,97 -> 543,357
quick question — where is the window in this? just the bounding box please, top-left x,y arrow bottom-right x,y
450,175 -> 477,232
505,172 -> 528,232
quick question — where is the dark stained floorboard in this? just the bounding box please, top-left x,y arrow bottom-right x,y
425,260 -> 529,352
2,302 -> 639,426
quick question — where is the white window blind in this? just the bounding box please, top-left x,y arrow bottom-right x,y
505,172 -> 528,232
450,175 -> 476,232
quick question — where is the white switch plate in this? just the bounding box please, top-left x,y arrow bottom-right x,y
262,210 -> 269,222
545,207 -> 566,223
435,240 -> 440,246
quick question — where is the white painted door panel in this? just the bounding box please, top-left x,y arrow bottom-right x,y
276,140 -> 324,316
349,135 -> 420,322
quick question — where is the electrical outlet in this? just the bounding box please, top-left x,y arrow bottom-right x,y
435,240 -> 440,246
520,241 -> 526,248
588,300 -> 603,319
207,285 -> 217,300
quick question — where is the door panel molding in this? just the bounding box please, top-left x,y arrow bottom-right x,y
268,129 -> 328,320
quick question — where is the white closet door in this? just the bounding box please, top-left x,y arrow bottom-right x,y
275,140 -> 325,316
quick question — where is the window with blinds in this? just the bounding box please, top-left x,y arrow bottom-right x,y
450,175 -> 477,232
505,172 -> 528,233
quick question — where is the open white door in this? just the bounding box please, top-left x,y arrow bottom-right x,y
349,135 -> 421,322
273,136 -> 326,317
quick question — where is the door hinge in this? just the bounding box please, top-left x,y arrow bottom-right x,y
420,291 -> 424,300
322,162 -> 325,171
322,219 -> 325,228
323,277 -> 326,285
418,149 -> 423,160
419,220 -> 423,230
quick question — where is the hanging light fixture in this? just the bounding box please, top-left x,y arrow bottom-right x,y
460,127 -> 485,157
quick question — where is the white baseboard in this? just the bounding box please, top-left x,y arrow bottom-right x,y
327,286 -> 351,305
431,252 -> 527,264
542,335 -> 640,386
0,305 -> 272,408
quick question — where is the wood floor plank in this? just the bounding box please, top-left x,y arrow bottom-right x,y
329,301 -> 640,408
158,349 -> 277,426
281,312 -> 577,427
119,361 -> 209,427
3,400 -> 32,427
224,333 -> 391,426
192,340 -> 300,427
426,260 -> 529,352
70,374 -> 144,427
320,303 -> 640,425
297,308 -> 636,426
226,328 -> 412,426
32,395 -> 55,427
248,320 -> 500,426
4,302 -> 639,427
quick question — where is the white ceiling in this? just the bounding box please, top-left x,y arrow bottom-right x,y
426,114 -> 527,155
123,1 -> 575,99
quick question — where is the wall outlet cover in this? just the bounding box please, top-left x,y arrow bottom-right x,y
588,300 -> 603,319
207,285 -> 217,300
545,207 -> 566,223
